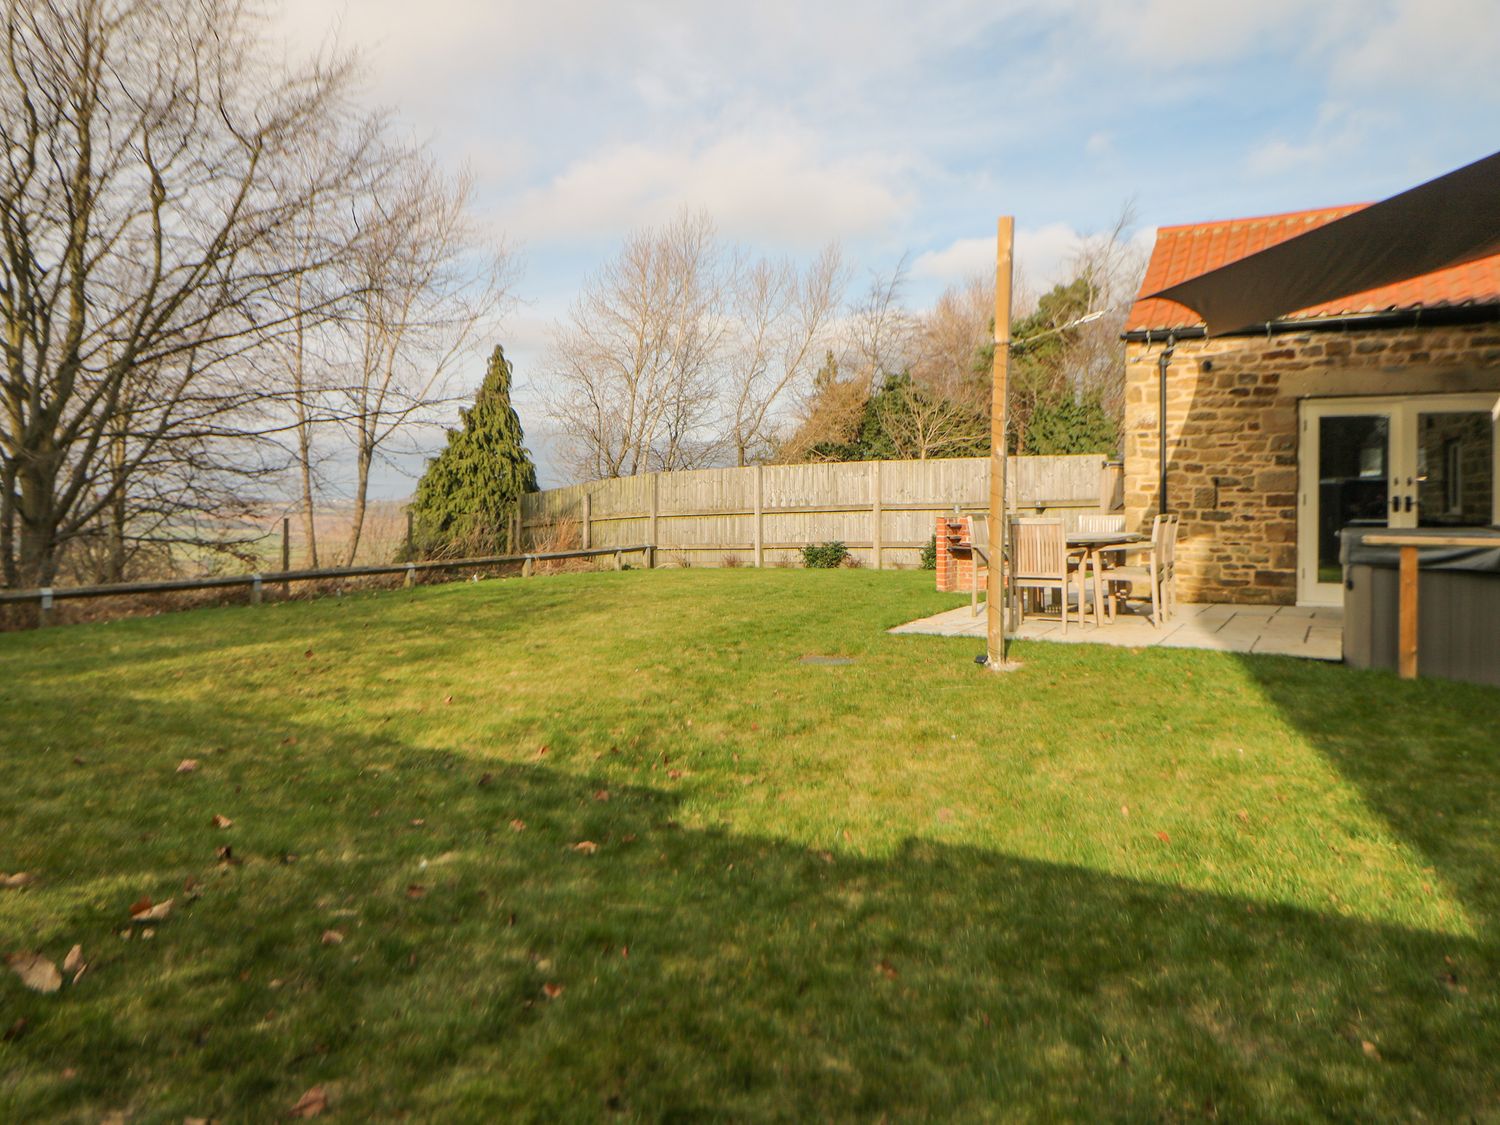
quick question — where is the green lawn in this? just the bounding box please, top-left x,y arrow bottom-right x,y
2,569 -> 1498,1121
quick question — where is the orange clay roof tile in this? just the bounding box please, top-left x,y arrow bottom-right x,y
1125,204 -> 1500,332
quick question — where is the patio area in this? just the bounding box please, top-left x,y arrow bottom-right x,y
891,600 -> 1345,661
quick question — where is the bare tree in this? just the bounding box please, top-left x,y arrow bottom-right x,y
546,211 -> 727,480
1064,203 -> 1148,428
0,0 -> 372,589
843,257 -> 917,392
720,244 -> 846,466
336,157 -> 513,564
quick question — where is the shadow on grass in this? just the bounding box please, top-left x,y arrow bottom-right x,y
3,685 -> 1496,1122
1235,654 -> 1500,939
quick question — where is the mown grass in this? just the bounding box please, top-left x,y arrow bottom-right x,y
1,568 -> 1498,1121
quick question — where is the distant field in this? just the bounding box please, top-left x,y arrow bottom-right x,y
2,570 -> 1497,1120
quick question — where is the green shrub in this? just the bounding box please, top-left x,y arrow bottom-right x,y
800,541 -> 850,569
920,535 -> 937,570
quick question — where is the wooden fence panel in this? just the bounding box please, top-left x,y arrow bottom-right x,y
520,455 -> 1113,566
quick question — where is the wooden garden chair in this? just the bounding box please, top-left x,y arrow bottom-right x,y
1009,517 -> 1088,635
1105,513 -> 1178,627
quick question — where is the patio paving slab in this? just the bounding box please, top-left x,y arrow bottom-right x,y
890,600 -> 1344,662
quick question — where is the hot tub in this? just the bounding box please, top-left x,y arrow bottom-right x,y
1340,526 -> 1500,687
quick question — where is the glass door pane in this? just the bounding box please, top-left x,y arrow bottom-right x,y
1415,410 -> 1494,528
1316,414 -> 1389,584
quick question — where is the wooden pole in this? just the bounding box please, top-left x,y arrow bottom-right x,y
870,461 -> 883,570
1398,544 -> 1419,679
649,474 -> 660,556
986,217 -> 1015,670
281,517 -> 291,597
581,492 -> 592,550
753,465 -> 764,568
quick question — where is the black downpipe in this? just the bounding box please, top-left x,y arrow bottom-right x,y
1158,334 -> 1176,514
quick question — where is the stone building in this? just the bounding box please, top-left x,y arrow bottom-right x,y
1123,206 -> 1500,607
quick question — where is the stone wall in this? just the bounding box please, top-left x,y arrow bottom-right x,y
1123,320 -> 1500,604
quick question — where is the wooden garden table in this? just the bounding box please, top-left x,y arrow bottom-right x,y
1066,530 -> 1146,627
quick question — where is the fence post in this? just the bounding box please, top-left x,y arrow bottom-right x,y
648,473 -> 659,556
405,510 -> 414,558
281,517 -> 291,597
522,556 -> 534,578
582,492 -> 592,550
251,575 -> 263,606
753,465 -> 764,568
614,549 -> 623,571
37,588 -> 52,628
404,563 -> 416,589
870,460 -> 883,570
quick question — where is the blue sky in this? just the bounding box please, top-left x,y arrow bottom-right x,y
279,0 -> 1500,489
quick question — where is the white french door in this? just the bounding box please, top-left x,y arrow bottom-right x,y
1297,393 -> 1500,605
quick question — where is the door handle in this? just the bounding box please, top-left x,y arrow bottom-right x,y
1390,494 -> 1401,513
1405,495 -> 1414,513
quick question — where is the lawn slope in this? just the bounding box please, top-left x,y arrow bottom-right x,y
2,569 -> 1497,1120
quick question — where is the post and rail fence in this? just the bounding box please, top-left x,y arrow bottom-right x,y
0,546 -> 654,628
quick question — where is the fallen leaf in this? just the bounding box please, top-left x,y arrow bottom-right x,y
320,930 -> 344,946
1236,809 -> 1250,824
1120,805 -> 1130,817
2,1018 -> 27,1041
620,946 -> 628,958
509,819 -> 526,833
1,872 -> 36,889
874,959 -> 899,980
666,769 -> 683,780
937,808 -> 954,822
571,841 -> 599,855
1361,1040 -> 1381,1060
409,819 -> 426,828
129,898 -> 173,923
215,845 -> 237,865
6,952 -> 61,993
210,814 -> 233,830
62,944 -> 84,975
288,1085 -> 329,1118
1155,831 -> 1171,844
405,884 -> 427,900
816,851 -> 835,864
184,1117 -> 211,1125
534,744 -> 549,759
176,758 -> 199,773
542,982 -> 564,999
592,789 -> 610,802
443,695 -> 453,705
477,772 -> 494,788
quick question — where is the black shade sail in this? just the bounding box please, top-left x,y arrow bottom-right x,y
1145,150 -> 1500,335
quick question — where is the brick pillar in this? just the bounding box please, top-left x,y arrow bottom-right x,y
934,514 -> 987,593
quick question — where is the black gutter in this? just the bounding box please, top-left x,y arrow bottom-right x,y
1158,334 -> 1175,513
1121,302 -> 1500,343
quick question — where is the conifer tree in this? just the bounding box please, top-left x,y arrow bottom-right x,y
407,346 -> 538,558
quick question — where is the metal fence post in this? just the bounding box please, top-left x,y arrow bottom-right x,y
250,575 -> 263,606
38,588 -> 52,628
404,563 -> 416,589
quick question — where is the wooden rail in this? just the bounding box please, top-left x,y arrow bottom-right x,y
0,545 -> 654,626
1359,533 -> 1500,679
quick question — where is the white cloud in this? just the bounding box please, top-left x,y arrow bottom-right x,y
506,131 -> 911,248
914,222 -> 1087,295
